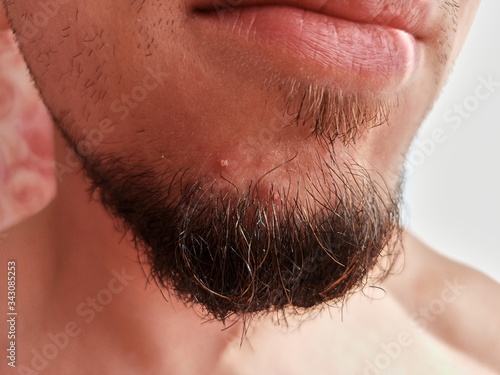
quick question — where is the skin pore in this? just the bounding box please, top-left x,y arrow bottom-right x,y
2,0 -> 500,374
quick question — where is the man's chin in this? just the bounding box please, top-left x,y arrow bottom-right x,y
80,151 -> 403,321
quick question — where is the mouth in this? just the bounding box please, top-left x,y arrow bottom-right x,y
189,0 -> 434,94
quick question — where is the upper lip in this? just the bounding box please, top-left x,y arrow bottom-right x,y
191,0 -> 435,39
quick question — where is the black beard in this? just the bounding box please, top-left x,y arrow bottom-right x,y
69,148 -> 403,322
54,79 -> 403,322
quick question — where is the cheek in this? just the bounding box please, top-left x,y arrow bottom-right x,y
436,0 -> 481,83
454,0 -> 482,55
0,7 -> 8,30
5,1 -> 188,124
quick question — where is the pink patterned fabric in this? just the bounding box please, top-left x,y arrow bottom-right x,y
0,31 -> 56,232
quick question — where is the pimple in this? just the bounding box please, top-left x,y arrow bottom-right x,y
220,160 -> 229,168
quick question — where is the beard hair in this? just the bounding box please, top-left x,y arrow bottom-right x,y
55,78 -> 404,322
274,75 -> 396,145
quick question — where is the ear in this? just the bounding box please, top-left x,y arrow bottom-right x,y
1,2 -> 10,30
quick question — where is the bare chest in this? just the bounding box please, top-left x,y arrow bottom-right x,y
219,294 -> 494,375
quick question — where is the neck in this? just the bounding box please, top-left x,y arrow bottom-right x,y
6,131 -> 242,374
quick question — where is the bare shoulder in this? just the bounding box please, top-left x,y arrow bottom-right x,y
384,232 -> 500,373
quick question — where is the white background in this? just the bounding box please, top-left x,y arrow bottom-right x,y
404,0 -> 500,282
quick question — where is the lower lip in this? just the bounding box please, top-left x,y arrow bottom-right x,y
192,6 -> 420,94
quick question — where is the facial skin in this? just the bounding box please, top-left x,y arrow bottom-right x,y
3,0 -> 480,320
0,4 -> 7,29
